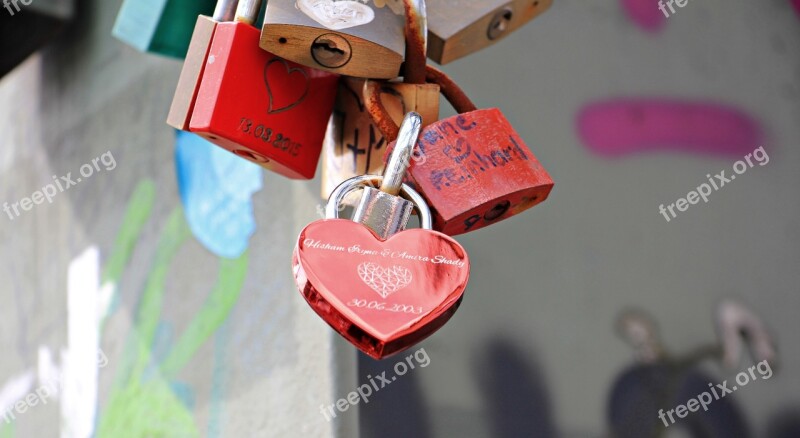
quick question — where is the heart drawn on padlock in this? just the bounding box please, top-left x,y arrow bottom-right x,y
293,219 -> 469,359
296,0 -> 376,31
357,262 -> 412,298
264,58 -> 310,114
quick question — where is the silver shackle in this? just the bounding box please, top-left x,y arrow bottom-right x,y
213,0 -> 240,21
325,112 -> 432,238
235,0 -> 261,25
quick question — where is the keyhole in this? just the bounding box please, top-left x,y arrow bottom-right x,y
233,149 -> 270,164
484,201 -> 511,221
311,34 -> 352,69
488,8 -> 514,40
313,41 -> 345,58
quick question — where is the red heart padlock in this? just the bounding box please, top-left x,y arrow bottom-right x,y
293,113 -> 470,359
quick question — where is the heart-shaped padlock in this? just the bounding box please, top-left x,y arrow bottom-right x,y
293,112 -> 470,359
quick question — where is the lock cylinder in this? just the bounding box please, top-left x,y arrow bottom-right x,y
351,112 -> 423,240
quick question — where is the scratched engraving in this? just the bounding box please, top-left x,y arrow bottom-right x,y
264,58 -> 309,115
296,0 -> 376,30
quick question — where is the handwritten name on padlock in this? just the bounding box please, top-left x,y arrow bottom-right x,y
408,108 -> 554,235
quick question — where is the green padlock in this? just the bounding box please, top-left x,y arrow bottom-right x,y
112,0 -> 221,58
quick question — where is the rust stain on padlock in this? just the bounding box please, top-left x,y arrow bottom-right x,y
311,33 -> 352,69
425,66 -> 478,115
365,81 -> 402,143
403,0 -> 427,85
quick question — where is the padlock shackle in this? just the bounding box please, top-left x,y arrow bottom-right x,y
403,0 -> 427,85
235,0 -> 261,26
365,65 -> 478,141
381,112 -> 422,195
326,176 -> 433,230
425,65 -> 479,114
213,0 -> 240,22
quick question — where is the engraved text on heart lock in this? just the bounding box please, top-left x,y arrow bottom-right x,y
264,57 -> 310,114
292,112 -> 470,359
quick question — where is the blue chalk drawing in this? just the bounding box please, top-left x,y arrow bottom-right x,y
175,131 -> 263,259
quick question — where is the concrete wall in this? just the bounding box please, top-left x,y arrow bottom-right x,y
0,0 -> 798,437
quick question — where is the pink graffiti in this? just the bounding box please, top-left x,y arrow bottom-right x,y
621,0 -> 667,32
577,99 -> 763,157
792,0 -> 800,18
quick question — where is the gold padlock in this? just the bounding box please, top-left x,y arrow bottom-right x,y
427,0 -> 553,64
260,0 -> 407,79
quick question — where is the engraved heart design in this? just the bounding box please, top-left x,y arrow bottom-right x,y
293,219 -> 470,359
296,0 -> 376,31
264,57 -> 310,114
357,262 -> 412,298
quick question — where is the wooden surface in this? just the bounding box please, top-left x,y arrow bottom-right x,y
321,78 -> 440,199
426,0 -> 553,64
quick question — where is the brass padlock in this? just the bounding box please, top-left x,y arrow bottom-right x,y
368,65 -> 554,235
427,0 -> 553,64
320,0 -> 439,199
0,0 -> 74,78
259,0 -> 406,78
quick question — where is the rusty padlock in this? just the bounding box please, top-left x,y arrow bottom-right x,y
368,65 -> 553,235
259,0 -> 406,78
320,0 -> 439,199
427,0 -> 554,64
169,0 -> 340,180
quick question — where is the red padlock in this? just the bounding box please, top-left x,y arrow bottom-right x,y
294,113 -> 469,359
367,65 -> 554,235
189,0 -> 340,179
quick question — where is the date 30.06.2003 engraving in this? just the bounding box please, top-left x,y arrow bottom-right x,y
347,299 -> 423,315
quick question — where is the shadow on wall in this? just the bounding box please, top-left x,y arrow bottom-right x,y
766,409 -> 800,438
359,337 -> 557,438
